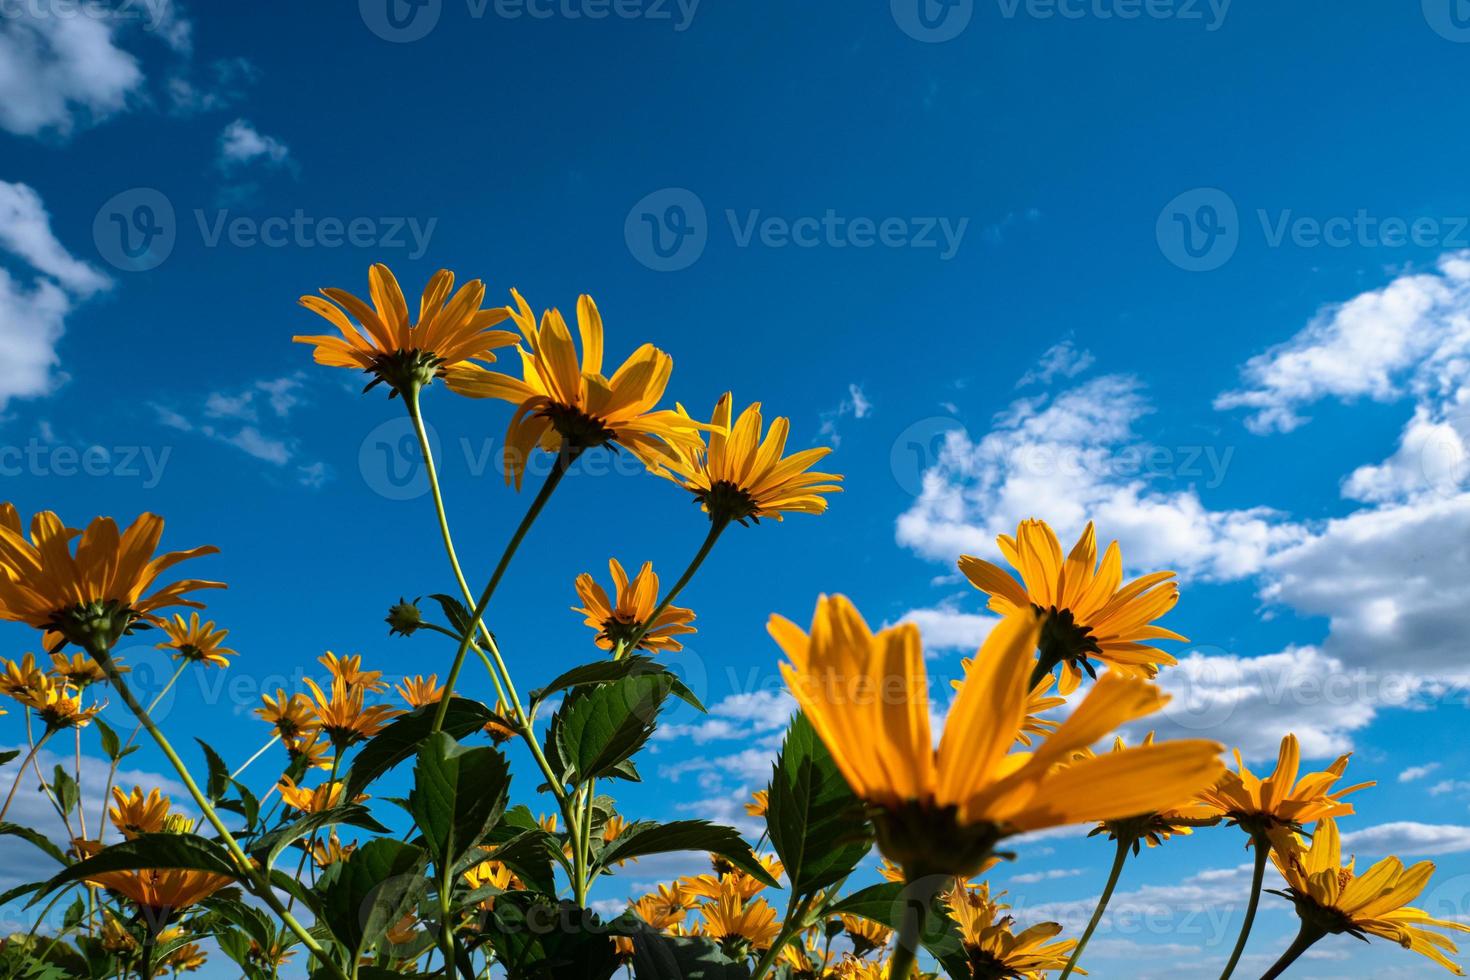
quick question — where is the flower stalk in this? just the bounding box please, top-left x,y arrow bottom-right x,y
1219,828 -> 1271,980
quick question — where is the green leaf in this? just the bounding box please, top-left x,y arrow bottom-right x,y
0,822 -> 67,866
248,804 -> 390,871
621,921 -> 750,980
594,820 -> 777,887
93,718 -> 120,760
427,593 -> 476,638
195,739 -> 231,803
554,674 -> 675,784
480,893 -> 621,980
50,766 -> 77,817
766,712 -> 872,894
342,697 -> 494,799
30,833 -> 239,904
531,655 -> 705,713
319,838 -> 427,959
0,750 -> 20,769
409,732 -> 510,872
826,882 -> 969,972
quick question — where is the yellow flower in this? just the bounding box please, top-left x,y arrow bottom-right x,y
483,699 -> 516,745
1196,734 -> 1372,833
294,263 -> 517,396
395,673 -> 444,708
110,787 -> 173,838
1074,734 -> 1222,849
0,653 -> 46,700
162,939 -> 207,972
683,855 -> 783,902
0,506 -> 222,652
649,393 -> 843,524
312,830 -> 355,869
303,676 -> 404,749
1270,818 -> 1470,974
631,883 -> 692,930
959,520 -> 1184,694
86,866 -> 235,920
697,892 -> 781,954
745,789 -> 769,818
945,881 -> 1078,978
573,558 -> 696,654
48,650 -> 122,687
277,776 -> 355,813
256,688 -> 314,742
155,612 -> 235,669
840,913 -> 893,957
385,914 -> 421,946
26,675 -> 102,730
445,291 -> 708,488
602,815 -> 629,843
319,651 -> 387,693
772,596 -> 1223,878
287,731 -> 334,770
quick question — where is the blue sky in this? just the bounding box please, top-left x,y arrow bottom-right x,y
3,0 -> 1470,976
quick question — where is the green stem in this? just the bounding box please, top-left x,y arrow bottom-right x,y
1259,920 -> 1327,980
621,516 -> 730,653
86,644 -> 347,980
749,891 -> 817,980
885,876 -> 938,980
0,732 -> 51,822
1059,837 -> 1131,980
1219,831 -> 1271,980
428,439 -> 579,734
99,660 -> 188,843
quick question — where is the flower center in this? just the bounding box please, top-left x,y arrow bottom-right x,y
697,480 -> 760,525
1034,605 -> 1103,680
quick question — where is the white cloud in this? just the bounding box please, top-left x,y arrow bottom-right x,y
817,383 -> 873,447
895,374 -> 1302,582
1143,646 -> 1376,761
1400,763 -> 1441,783
1009,867 -> 1083,885
889,604 -> 997,657
1216,251 -> 1470,435
653,689 -> 794,745
1017,338 -> 1095,388
152,375 -> 319,476
0,1 -> 190,137
1340,822 -> 1470,857
218,118 -> 291,169
0,182 -> 110,409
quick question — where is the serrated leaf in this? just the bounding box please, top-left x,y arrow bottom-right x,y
593,820 -> 777,887
343,697 -> 494,799
427,593 -> 476,638
554,673 -> 675,783
319,839 -> 428,959
409,732 -> 510,872
766,712 -> 872,894
826,882 -> 969,972
249,804 -> 389,871
623,920 -> 750,980
531,655 -> 705,713
93,718 -> 120,761
50,766 -> 77,817
195,739 -> 231,803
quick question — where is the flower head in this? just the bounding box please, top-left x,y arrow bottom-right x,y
0,653 -> 47,701
631,883 -> 693,930
446,291 -> 708,488
395,673 -> 444,708
649,393 -> 842,524
0,506 -> 222,652
277,776 -> 355,813
839,913 -> 892,958
256,689 -> 314,742
303,675 -> 404,749
773,596 -> 1223,878
696,890 -> 781,956
1196,734 -> 1372,834
294,264 -> 517,396
945,881 -> 1078,979
26,675 -> 102,730
155,613 -> 235,669
1270,818 -> 1470,974
1075,733 -> 1222,850
959,520 -> 1184,694
48,650 -> 121,687
86,866 -> 235,922
745,789 -> 769,818
573,558 -> 695,654
110,787 -> 174,838
319,651 -> 387,693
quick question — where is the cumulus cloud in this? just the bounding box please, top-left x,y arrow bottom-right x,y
890,604 -> 998,657
1340,822 -> 1470,857
895,374 -> 1302,582
1400,763 -> 1441,783
0,182 -> 110,408
0,1 -> 191,137
217,118 -> 291,169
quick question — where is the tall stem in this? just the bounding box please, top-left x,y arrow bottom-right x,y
1219,830 -> 1271,980
886,876 -> 939,980
429,439 -> 579,734
0,733 -> 51,822
86,643 -> 347,980
749,891 -> 817,980
99,660 -> 188,843
622,517 -> 729,653
1059,838 -> 1131,980
1259,920 -> 1326,980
